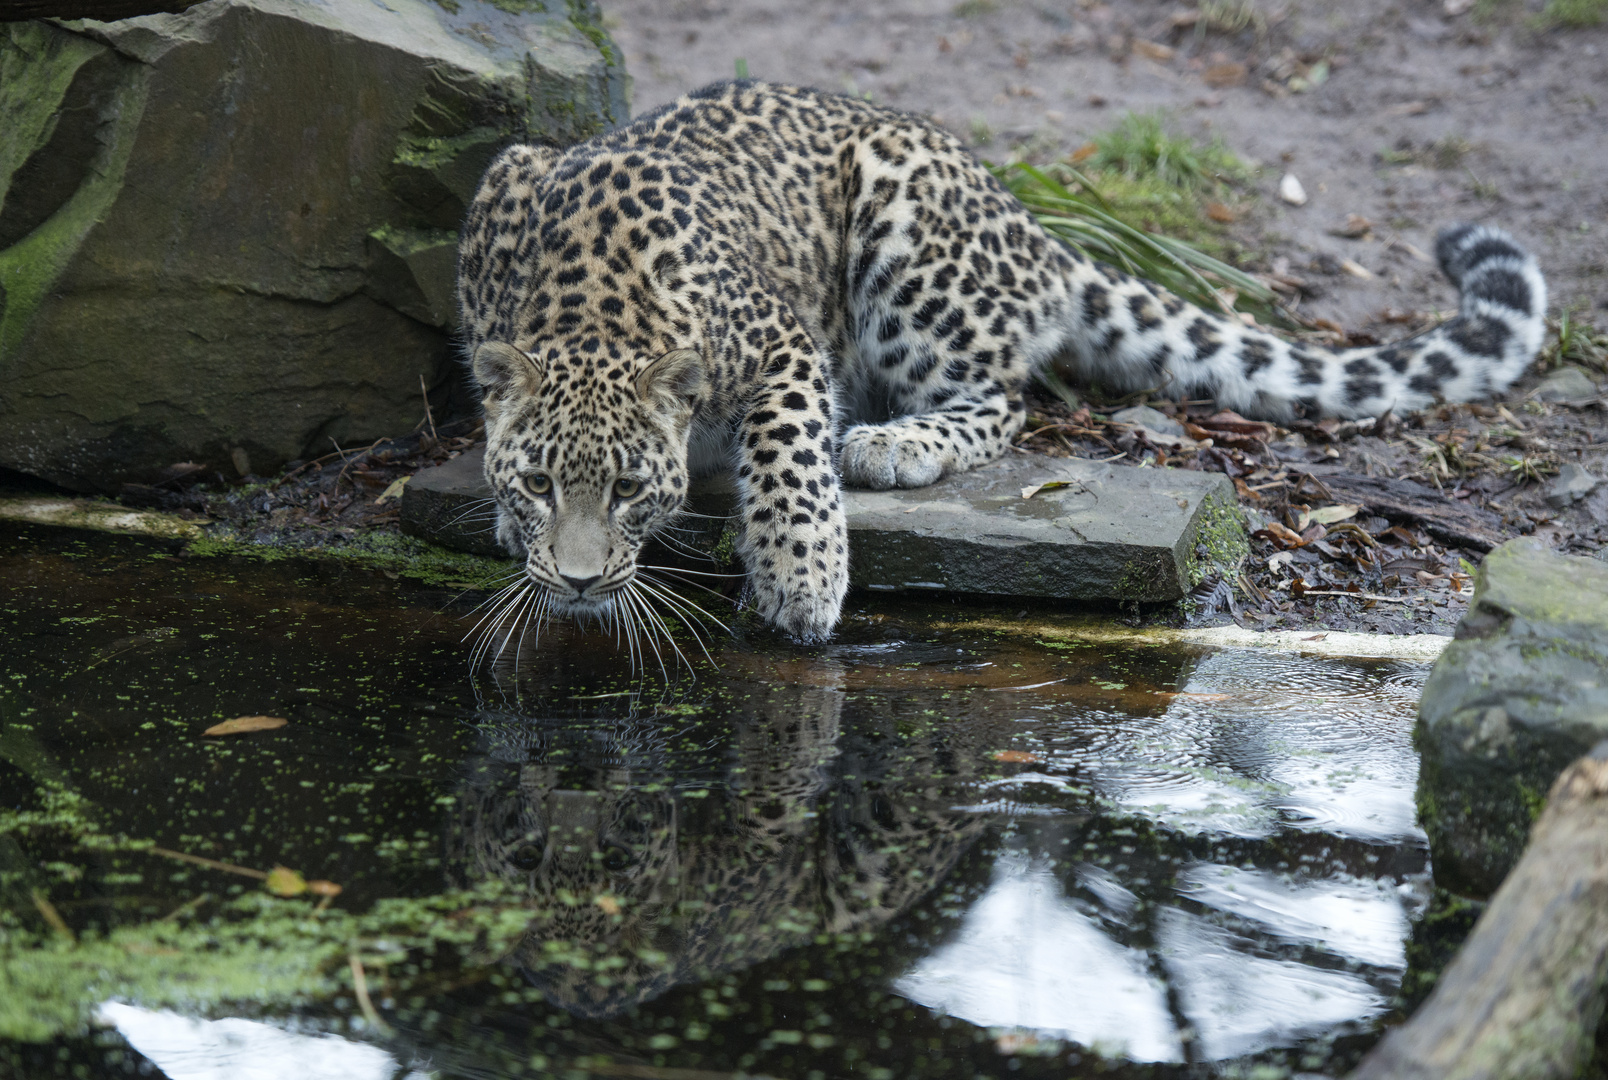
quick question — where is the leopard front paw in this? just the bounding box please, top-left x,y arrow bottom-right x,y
760,583 -> 844,644
840,425 -> 945,490
739,516 -> 849,643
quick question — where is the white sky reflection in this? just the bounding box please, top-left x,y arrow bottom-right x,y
95,1003 -> 427,1080
895,852 -> 1184,1063
898,649 -> 1423,1064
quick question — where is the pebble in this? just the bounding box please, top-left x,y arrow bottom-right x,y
1279,173 -> 1308,205
1546,463 -> 1600,509
1533,366 -> 1599,403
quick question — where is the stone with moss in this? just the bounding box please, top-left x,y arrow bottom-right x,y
0,0 -> 626,493
401,446 -> 1240,604
1415,538 -> 1608,897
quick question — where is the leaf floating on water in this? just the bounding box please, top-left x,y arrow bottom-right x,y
992,750 -> 1043,763
265,866 -> 307,897
305,879 -> 343,898
1021,480 -> 1072,499
203,715 -> 288,736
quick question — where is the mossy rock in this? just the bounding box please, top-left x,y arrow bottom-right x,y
0,0 -> 626,492
1415,538 -> 1608,897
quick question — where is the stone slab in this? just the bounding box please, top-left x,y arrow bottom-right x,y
1415,538 -> 1608,897
400,448 -> 506,560
402,447 -> 1241,603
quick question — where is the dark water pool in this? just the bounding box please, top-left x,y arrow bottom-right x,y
0,523 -> 1432,1079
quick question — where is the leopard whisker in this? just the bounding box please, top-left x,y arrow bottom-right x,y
512,588 -> 551,673
634,572 -> 729,638
633,579 -> 720,669
462,578 -> 530,644
492,586 -> 535,669
469,581 -> 530,672
638,564 -> 744,582
623,584 -> 672,682
651,529 -> 721,563
633,583 -> 695,677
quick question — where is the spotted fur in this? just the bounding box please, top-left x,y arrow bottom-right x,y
457,81 -> 1547,643
447,689 -> 988,1016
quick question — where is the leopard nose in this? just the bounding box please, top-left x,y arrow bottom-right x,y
561,573 -> 603,596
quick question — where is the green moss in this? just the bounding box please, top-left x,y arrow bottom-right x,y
0,28 -> 147,364
392,125 -> 507,171
0,24 -> 98,203
1186,491 -> 1251,589
1397,887 -> 1485,1012
185,528 -> 515,590
1115,550 -> 1173,602
367,223 -> 458,257
1515,778 -> 1548,823
564,0 -> 622,70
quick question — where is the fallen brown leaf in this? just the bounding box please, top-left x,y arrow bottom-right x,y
993,750 -> 1044,764
203,715 -> 288,736
1069,141 -> 1098,164
1329,214 -> 1373,239
1133,39 -> 1175,61
1205,201 -> 1237,223
1203,61 -> 1247,88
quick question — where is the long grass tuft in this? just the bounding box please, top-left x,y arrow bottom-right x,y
992,160 -> 1284,323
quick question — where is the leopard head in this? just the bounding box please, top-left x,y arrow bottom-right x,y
473,340 -> 705,618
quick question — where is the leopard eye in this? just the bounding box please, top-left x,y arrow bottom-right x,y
525,473 -> 552,496
613,477 -> 641,499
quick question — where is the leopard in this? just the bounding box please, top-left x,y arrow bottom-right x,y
446,681 -> 991,1018
456,80 -> 1546,646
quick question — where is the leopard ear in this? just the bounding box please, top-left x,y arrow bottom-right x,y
472,341 -> 543,397
635,348 -> 704,410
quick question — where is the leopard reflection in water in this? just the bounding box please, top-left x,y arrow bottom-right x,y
444,681 -> 993,1018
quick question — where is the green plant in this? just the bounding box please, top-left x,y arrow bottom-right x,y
1541,309 -> 1608,372
995,162 -> 1280,320
1540,0 -> 1608,25
1198,0 -> 1268,35
1085,111 -> 1246,190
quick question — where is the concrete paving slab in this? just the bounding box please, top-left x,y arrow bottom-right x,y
401,446 -> 1241,603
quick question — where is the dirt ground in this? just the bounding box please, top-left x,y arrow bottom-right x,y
600,0 -> 1606,325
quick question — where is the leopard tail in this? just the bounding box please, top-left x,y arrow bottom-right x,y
1050,223 -> 1547,421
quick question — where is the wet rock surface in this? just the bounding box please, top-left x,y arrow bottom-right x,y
1415,537 -> 1608,897
402,446 -> 1242,603
0,1 -> 624,492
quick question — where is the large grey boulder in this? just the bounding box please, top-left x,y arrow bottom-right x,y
1415,539 -> 1608,896
0,0 -> 626,491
